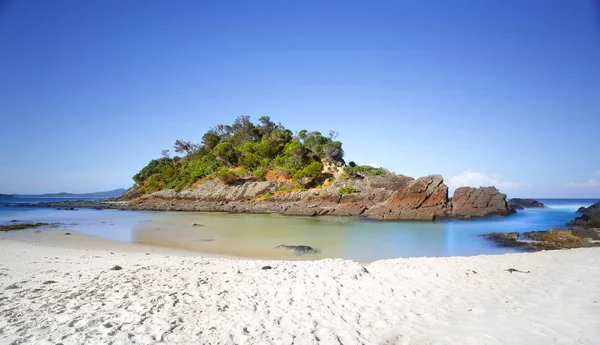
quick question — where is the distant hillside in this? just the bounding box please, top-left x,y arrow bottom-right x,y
0,194 -> 13,198
11,188 -> 126,199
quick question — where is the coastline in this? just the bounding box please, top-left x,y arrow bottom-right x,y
16,174 -> 514,221
1,236 -> 599,344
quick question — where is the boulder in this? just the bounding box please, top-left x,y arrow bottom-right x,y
568,202 -> 600,228
451,186 -> 511,219
508,198 -> 545,209
482,232 -> 520,246
365,174 -> 450,220
577,201 -> 600,216
275,245 -> 319,254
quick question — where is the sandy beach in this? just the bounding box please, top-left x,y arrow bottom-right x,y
1,231 -> 599,345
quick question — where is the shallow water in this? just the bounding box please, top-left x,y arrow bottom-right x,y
1,197 -> 597,261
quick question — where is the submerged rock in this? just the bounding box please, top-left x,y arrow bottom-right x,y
484,232 -> 519,243
0,223 -> 53,232
276,245 -> 319,254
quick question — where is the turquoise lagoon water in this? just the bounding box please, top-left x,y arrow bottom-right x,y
1,197 -> 597,261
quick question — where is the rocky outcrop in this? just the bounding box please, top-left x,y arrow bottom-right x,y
576,201 -> 600,216
508,198 -> 545,209
22,174 -> 513,221
485,200 -> 600,251
483,228 -> 595,251
365,175 -> 450,220
451,186 -> 511,219
569,201 -> 600,228
117,185 -> 142,201
486,227 -> 600,251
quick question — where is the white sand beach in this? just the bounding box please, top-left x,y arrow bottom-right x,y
1,231 -> 599,345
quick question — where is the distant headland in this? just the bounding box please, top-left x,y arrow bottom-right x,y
5,189 -> 126,199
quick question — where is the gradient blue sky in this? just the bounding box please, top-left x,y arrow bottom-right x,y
1,0 -> 599,197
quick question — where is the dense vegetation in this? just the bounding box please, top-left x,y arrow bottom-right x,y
133,116 -> 350,193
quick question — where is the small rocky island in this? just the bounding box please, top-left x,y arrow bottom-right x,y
26,116 -> 513,221
0,194 -> 13,198
484,201 -> 600,251
508,198 -> 546,210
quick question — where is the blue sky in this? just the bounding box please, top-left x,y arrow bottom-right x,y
1,0 -> 599,197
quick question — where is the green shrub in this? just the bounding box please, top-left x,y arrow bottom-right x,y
144,174 -> 164,193
339,187 -> 360,195
278,184 -> 292,192
293,161 -> 323,181
213,142 -> 237,165
235,168 -> 249,176
216,169 -> 237,184
253,166 -> 267,181
189,152 -> 221,180
343,165 -> 387,177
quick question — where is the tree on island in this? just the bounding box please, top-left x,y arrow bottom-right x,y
132,116 -> 386,194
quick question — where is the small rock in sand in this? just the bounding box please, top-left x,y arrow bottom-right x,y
192,223 -> 204,227
42,280 -> 57,285
5,283 -> 19,290
64,232 -> 71,235
276,244 -> 318,254
110,265 -> 123,271
262,265 -> 273,270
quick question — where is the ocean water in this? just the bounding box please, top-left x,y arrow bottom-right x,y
1,197 -> 597,261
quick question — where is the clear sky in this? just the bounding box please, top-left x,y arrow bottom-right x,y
1,0 -> 599,197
